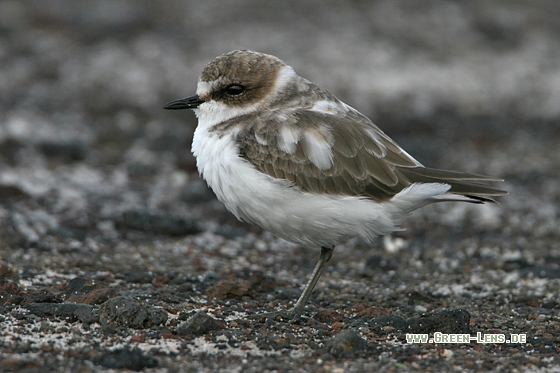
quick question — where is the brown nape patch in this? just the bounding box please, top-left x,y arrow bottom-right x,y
200,50 -> 286,107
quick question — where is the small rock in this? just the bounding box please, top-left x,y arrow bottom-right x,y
314,309 -> 343,324
204,279 -> 252,300
123,267 -> 155,284
502,258 -> 531,271
361,254 -> 399,276
406,309 -> 471,334
369,315 -> 408,331
213,225 -> 248,239
272,286 -> 301,300
327,329 -> 367,358
332,321 -> 344,330
255,334 -> 292,351
0,278 -> 23,305
113,209 -> 201,236
37,140 -> 88,162
204,269 -> 274,300
93,347 -> 158,371
64,277 -> 118,305
176,311 -> 220,336
0,358 -> 39,372
24,303 -> 98,323
0,185 -> 30,202
99,296 -> 168,329
21,290 -> 62,305
521,266 -> 560,279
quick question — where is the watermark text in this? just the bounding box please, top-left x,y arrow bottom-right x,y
406,332 -> 527,344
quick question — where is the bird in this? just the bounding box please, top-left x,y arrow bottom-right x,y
164,50 -> 507,320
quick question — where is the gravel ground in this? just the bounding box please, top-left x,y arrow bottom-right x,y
1,1 -> 559,372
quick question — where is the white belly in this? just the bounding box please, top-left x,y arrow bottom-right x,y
191,124 -> 449,248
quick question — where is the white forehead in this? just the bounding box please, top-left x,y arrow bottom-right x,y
196,78 -> 220,97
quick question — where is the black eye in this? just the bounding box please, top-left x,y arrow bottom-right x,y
225,84 -> 245,96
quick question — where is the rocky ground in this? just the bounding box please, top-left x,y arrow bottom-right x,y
0,1 -> 559,372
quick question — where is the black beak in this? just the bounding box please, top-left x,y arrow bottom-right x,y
163,94 -> 205,110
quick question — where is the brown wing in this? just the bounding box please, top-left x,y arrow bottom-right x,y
237,105 -> 507,202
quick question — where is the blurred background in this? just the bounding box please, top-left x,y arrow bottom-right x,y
0,0 -> 558,264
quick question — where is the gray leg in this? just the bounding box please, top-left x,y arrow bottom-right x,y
288,246 -> 335,319
250,246 -> 335,321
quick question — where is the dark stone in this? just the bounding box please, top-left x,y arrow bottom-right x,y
99,296 -> 168,329
520,266 -> 560,279
0,138 -> 23,166
176,311 -> 220,336
361,254 -> 399,276
47,226 -> 89,241
313,309 -> 343,324
0,357 -> 39,372
369,310 -> 471,335
0,185 -> 30,202
514,306 -> 557,316
369,314 -> 409,331
204,278 -> 252,300
93,347 -> 158,371
24,303 -> 98,323
405,309 -> 471,334
123,267 -> 154,284
37,140 -> 88,161
502,258 -> 531,271
0,278 -> 22,297
530,336 -> 555,347
213,225 -> 248,239
64,277 -> 118,305
21,289 -> 62,305
272,286 -> 302,300
327,330 -> 368,358
204,269 -> 275,300
255,334 -> 292,351
113,209 -> 201,236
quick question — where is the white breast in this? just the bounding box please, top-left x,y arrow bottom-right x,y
191,115 -> 451,248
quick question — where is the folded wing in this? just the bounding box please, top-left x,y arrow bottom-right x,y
237,102 -> 507,203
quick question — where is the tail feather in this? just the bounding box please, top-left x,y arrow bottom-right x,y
400,167 -> 504,182
397,167 -> 508,204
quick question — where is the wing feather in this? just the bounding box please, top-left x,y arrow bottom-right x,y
337,153 -> 367,179
237,100 -> 506,202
